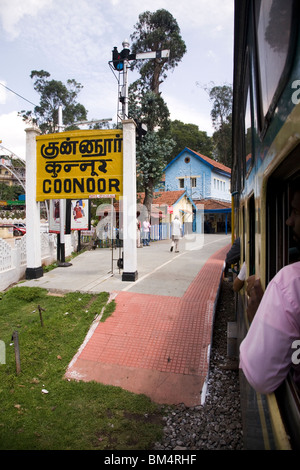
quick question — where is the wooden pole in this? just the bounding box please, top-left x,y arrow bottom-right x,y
12,331 -> 21,375
38,305 -> 45,327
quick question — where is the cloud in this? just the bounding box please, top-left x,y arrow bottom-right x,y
166,0 -> 233,32
0,0 -> 53,39
0,112 -> 27,159
206,50 -> 217,61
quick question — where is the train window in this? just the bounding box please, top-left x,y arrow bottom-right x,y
243,47 -> 254,177
266,180 -> 288,282
245,87 -> 253,176
242,205 -> 245,263
248,195 -> 255,276
266,147 -> 300,282
255,0 -> 295,128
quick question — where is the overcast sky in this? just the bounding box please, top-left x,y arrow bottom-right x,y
0,0 -> 234,159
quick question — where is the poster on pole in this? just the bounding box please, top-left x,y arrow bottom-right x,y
70,199 -> 89,230
49,199 -> 66,233
36,129 -> 123,201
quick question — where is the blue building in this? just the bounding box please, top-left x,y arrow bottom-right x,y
164,148 -> 231,233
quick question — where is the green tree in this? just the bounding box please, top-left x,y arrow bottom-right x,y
130,9 -> 186,94
212,116 -> 232,168
204,83 -> 233,167
136,132 -> 174,201
0,182 -> 23,200
169,120 -> 213,163
129,87 -> 175,209
19,70 -> 88,134
129,9 -> 186,211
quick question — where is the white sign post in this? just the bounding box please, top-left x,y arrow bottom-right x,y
121,119 -> 137,281
25,125 -> 43,279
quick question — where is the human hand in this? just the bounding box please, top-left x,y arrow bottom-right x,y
246,275 -> 256,296
246,278 -> 264,323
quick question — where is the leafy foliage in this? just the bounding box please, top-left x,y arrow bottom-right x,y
0,182 -> 23,201
136,131 -> 174,187
207,84 -> 233,130
19,70 -> 88,134
169,120 -> 213,163
130,9 -> 186,93
204,83 -> 233,167
129,85 -> 170,133
129,86 -> 175,208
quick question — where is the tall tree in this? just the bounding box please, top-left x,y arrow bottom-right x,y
129,9 -> 186,211
130,9 -> 186,94
19,70 -> 88,134
204,83 -> 233,167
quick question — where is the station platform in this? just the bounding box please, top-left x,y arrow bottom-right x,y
22,234 -> 231,406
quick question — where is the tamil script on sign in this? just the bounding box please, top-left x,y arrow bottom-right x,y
36,129 -> 123,201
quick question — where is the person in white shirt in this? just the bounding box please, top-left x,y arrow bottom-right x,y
233,261 -> 247,292
170,215 -> 182,253
142,218 -> 151,246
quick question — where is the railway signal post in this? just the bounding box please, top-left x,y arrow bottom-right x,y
110,41 -> 170,281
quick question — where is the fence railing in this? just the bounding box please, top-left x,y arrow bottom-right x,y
0,233 -> 74,292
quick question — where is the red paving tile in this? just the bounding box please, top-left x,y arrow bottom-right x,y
65,244 -> 230,406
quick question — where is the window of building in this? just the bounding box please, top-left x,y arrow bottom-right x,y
179,178 -> 184,189
213,177 -> 227,192
190,178 -> 196,188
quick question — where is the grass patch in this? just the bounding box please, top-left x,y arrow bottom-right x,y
0,287 -> 164,450
101,299 -> 116,322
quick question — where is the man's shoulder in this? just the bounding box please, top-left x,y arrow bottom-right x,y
272,262 -> 300,302
276,261 -> 300,281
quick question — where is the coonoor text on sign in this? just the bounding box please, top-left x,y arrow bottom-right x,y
36,129 -> 123,201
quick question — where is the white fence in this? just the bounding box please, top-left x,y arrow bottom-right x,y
0,233 -> 75,292
150,223 -> 170,241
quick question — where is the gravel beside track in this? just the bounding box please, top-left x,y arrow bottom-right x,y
153,278 -> 244,450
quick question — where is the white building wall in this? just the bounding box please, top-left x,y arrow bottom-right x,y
210,171 -> 231,202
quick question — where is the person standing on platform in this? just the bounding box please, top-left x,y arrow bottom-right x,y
170,215 -> 182,253
142,218 -> 151,246
136,216 -> 141,248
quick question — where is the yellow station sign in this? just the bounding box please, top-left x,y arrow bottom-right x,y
36,129 -> 123,201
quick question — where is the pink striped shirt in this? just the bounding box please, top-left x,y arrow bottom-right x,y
239,262 -> 300,394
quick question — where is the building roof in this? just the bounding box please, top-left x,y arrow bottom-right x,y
138,190 -> 186,206
165,147 -> 231,176
195,198 -> 231,211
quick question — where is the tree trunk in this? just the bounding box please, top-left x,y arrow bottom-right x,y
151,60 -> 162,95
143,178 -> 154,216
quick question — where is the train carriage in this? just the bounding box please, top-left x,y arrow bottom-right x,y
232,0 -> 300,449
